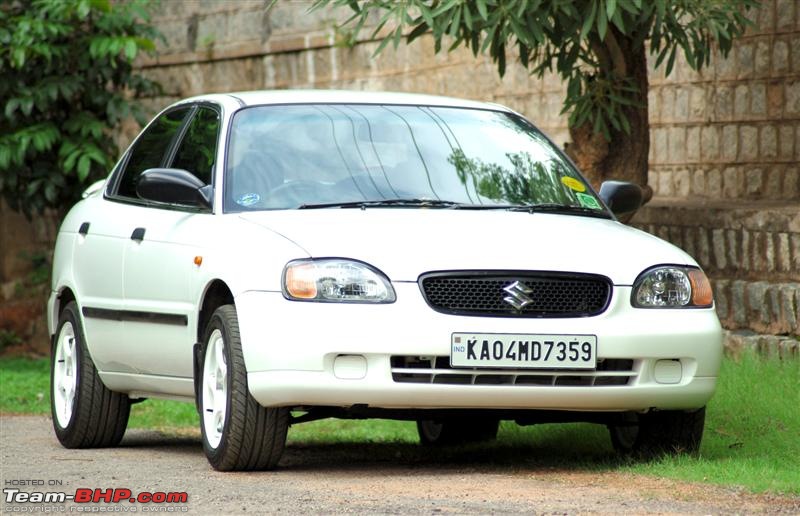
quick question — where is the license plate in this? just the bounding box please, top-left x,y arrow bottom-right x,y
451,333 -> 597,369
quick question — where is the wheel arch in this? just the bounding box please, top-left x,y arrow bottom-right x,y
50,286 -> 77,339
197,279 -> 236,343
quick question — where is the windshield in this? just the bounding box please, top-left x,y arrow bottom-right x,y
224,104 -> 606,215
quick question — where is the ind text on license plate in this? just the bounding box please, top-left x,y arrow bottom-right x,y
451,333 -> 597,369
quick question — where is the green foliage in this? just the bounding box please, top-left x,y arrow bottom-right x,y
313,0 -> 758,139
449,149 -> 575,205
0,0 -> 162,217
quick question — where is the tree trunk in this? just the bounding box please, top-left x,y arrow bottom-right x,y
565,30 -> 653,206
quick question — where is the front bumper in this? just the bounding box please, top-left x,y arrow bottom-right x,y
236,284 -> 723,412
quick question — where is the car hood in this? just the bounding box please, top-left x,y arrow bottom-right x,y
238,209 -> 695,284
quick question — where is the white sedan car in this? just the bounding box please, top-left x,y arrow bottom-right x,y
49,90 -> 722,471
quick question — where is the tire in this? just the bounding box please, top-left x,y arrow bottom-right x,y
51,301 -> 130,448
199,305 -> 289,471
608,407 -> 706,458
417,417 -> 500,446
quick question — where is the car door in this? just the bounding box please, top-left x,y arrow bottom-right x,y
71,160 -> 128,365
80,106 -> 194,375
120,105 -> 222,381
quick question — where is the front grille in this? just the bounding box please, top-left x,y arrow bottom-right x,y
391,356 -> 636,387
419,271 -> 612,318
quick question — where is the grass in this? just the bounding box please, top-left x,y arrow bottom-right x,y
0,357 -> 198,429
1,353 -> 797,495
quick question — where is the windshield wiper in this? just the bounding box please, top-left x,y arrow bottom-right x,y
505,203 -> 611,217
297,199 -> 611,218
298,199 -> 468,209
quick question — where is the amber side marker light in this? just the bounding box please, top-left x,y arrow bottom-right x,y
688,269 -> 713,307
194,256 -> 203,266
285,263 -> 318,299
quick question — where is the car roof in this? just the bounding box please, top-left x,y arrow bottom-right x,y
181,89 -> 512,112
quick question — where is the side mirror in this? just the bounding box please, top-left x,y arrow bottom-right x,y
136,168 -> 212,209
598,180 -> 642,219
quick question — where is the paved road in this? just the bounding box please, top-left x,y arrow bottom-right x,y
1,415 -> 798,514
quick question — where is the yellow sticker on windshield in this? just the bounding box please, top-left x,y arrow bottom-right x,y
561,177 -> 586,192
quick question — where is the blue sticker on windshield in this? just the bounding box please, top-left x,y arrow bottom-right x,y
236,193 -> 261,207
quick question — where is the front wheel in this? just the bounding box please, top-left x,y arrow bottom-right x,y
199,305 -> 289,471
51,301 -> 130,448
608,407 -> 706,458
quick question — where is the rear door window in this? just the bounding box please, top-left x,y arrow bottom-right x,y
170,107 -> 220,186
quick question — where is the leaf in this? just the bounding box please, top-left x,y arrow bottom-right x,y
77,0 -> 91,19
373,34 -> 393,56
5,98 -> 20,119
0,146 -> 10,169
665,46 -> 677,76
476,0 -> 488,21
528,17 -> 544,44
90,0 -> 111,12
26,179 -> 42,197
419,4 -> 434,29
77,154 -> 91,182
611,7 -> 625,33
134,37 -> 156,52
44,182 -> 57,203
606,0 -> 617,20
20,98 -> 34,116
124,39 -> 137,61
407,23 -> 428,43
580,1 -> 597,41
12,47 -> 25,68
431,0 -> 456,17
597,7 -> 608,40
31,131 -> 45,152
462,4 -> 473,30
449,6 -> 462,39
63,148 -> 81,173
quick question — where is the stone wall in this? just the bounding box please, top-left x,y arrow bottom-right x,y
633,1 -> 800,354
648,0 -> 800,202
0,200 -> 57,353
136,1 -> 572,146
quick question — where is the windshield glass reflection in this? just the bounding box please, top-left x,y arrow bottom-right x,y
225,104 -> 605,214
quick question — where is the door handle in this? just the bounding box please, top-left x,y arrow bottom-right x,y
79,222 -> 90,235
130,227 -> 146,242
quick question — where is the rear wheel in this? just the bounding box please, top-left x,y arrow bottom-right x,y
51,301 -> 130,448
417,417 -> 499,446
608,408 -> 706,457
199,305 -> 289,471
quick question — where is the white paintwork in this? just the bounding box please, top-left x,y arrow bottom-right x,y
48,90 -> 724,418
238,209 -> 693,285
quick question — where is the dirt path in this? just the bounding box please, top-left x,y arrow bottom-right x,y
1,415 -> 798,514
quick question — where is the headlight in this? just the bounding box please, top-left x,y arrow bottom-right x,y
631,266 -> 713,308
282,259 -> 396,303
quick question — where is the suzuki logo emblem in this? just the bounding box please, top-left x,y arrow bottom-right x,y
503,281 -> 533,310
